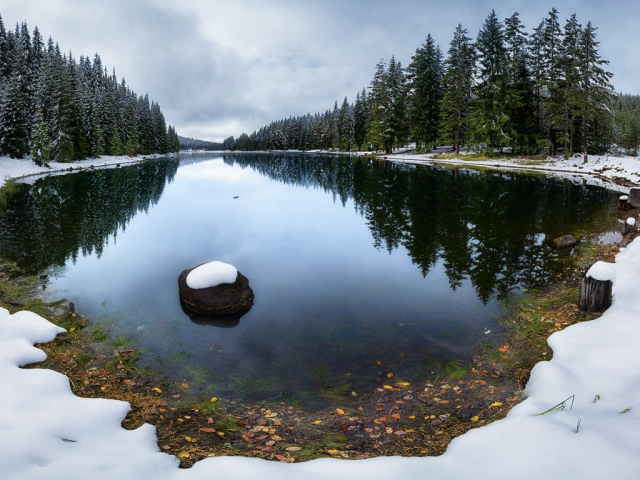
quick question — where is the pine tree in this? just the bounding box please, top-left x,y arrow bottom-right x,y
353,88 -> 368,150
539,8 -> 565,155
338,96 -> 355,151
470,10 -> 511,152
368,59 -> 392,153
406,34 -> 444,150
387,56 -> 408,150
0,72 -> 28,158
31,108 -> 50,165
439,24 -> 475,154
576,21 -> 614,162
504,12 -> 536,153
559,14 -> 583,157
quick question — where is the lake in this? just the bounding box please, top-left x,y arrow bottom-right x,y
0,153 -> 619,407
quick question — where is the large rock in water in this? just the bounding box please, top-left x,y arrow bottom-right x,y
178,262 -> 254,315
553,235 -> 577,249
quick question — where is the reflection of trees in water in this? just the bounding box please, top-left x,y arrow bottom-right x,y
225,154 -> 616,302
0,159 -> 179,272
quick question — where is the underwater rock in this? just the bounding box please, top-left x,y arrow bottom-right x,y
552,235 -> 577,249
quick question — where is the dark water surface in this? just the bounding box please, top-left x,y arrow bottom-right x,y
0,153 -> 619,406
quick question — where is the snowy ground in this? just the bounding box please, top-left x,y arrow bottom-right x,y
2,154 -> 640,479
0,154 -> 166,188
389,151 -> 640,194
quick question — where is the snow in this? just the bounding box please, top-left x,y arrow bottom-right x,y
0,154 -> 168,188
388,152 -> 640,194
627,217 -> 636,227
3,153 -> 640,478
586,261 -> 617,283
620,195 -> 629,201
186,261 -> 238,289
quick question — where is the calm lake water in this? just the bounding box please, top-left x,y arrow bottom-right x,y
0,153 -> 619,406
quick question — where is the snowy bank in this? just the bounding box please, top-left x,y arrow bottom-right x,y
0,154 -> 167,188
389,152 -> 640,193
3,234 -> 640,477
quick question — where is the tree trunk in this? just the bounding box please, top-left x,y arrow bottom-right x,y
579,273 -> 612,312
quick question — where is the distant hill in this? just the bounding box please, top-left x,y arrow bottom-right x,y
178,136 -> 223,151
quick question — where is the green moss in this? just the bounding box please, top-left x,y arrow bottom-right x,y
113,336 -> 133,348
323,433 -> 348,448
216,416 -> 241,432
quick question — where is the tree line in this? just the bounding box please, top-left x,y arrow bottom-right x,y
0,12 -> 180,165
224,9 -> 627,160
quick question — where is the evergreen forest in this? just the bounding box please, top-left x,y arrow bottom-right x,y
224,9 -> 640,159
0,12 -> 180,165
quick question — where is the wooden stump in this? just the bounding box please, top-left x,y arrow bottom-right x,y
629,188 -> 640,208
579,268 -> 613,312
619,195 -> 630,210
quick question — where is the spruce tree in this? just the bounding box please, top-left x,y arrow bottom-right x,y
560,14 -> 583,157
439,24 -> 475,154
470,10 -> 511,152
539,8 -> 565,155
353,88 -> 368,150
31,108 -> 50,165
504,12 -> 536,153
577,21 -> 614,162
406,34 -> 444,151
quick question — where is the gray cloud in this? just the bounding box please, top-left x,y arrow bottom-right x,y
1,0 -> 639,141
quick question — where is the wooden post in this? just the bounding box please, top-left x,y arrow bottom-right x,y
578,262 -> 615,312
619,195 -> 630,210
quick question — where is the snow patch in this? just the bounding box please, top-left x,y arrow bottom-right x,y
586,261 -> 617,283
186,261 -> 238,289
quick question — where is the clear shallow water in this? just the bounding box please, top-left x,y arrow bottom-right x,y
0,153 -> 619,405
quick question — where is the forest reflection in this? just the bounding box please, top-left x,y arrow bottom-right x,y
0,159 -> 179,272
223,154 -> 617,302
0,154 -> 617,305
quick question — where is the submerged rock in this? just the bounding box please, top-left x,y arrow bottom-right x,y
178,262 -> 254,315
553,235 -> 577,249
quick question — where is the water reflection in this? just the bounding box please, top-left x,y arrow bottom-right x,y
0,153 -> 619,405
0,159 -> 179,272
223,154 -> 617,301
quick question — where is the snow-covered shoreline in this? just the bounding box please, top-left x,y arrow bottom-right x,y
0,154 -> 169,189
385,152 -> 640,193
2,153 -> 640,479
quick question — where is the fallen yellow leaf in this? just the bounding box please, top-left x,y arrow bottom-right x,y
489,401 -> 503,407
383,385 -> 394,390
271,435 -> 283,442
326,449 -> 341,455
181,383 -> 190,389
471,415 -> 479,422
178,451 -> 190,459
336,408 -> 345,415
375,360 -> 382,366
396,381 -> 410,387
312,420 -> 322,425
152,387 -> 162,393
209,397 -> 218,403
386,372 -> 394,378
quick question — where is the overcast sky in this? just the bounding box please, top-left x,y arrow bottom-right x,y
1,0 -> 639,142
